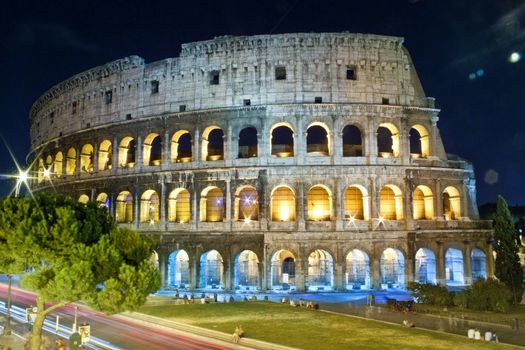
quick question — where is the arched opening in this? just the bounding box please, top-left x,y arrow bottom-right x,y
202,126 -> 224,161
445,247 -> 464,285
140,190 -> 159,224
345,249 -> 370,290
96,193 -> 109,209
200,186 -> 224,222
168,250 -> 190,289
413,185 -> 434,220
306,123 -> 329,156
234,250 -> 259,290
168,188 -> 191,223
410,125 -> 429,158
271,186 -> 295,221
143,133 -> 162,166
150,251 -> 159,269
377,123 -> 399,157
118,137 -> 136,168
171,130 -> 192,163
115,191 -> 133,223
443,186 -> 461,220
270,249 -> 296,291
271,123 -> 294,157
344,185 -> 368,220
379,185 -> 403,220
45,155 -> 53,179
199,250 -> 224,289
54,152 -> 63,177
98,140 -> 112,171
307,249 -> 334,291
238,127 -> 258,158
415,248 -> 437,284
342,124 -> 363,157
66,148 -> 76,176
471,248 -> 487,280
307,185 -> 331,221
36,159 -> 44,183
80,144 -> 94,173
380,248 -> 405,289
234,186 -> 259,221
78,194 -> 89,204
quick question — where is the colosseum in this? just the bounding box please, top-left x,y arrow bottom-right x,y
29,32 -> 493,293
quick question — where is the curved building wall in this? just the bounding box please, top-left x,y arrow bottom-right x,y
29,33 -> 493,292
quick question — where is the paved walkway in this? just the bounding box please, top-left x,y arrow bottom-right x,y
0,334 -> 26,350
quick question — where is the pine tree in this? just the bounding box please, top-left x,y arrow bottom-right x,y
493,195 -> 524,304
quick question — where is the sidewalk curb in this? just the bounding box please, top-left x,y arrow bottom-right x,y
116,312 -> 300,350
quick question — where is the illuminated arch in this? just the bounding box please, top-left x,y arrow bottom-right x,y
443,186 -> 461,220
445,247 -> 464,285
234,250 -> 259,290
80,144 -> 94,173
36,158 -> 44,183
200,186 -> 224,222
410,124 -> 429,158
342,124 -> 363,157
202,126 -> 224,161
345,249 -> 370,290
380,248 -> 405,289
415,248 -> 437,284
307,249 -> 334,291
413,185 -> 434,220
66,147 -> 76,176
471,248 -> 487,280
238,127 -> 258,158
96,192 -> 109,209
171,130 -> 192,163
306,122 -> 330,156
270,249 -> 296,291
78,194 -> 89,204
143,133 -> 162,166
271,185 -> 295,221
307,185 -> 331,221
377,123 -> 399,157
168,249 -> 190,288
168,188 -> 191,223
54,151 -> 63,177
199,250 -> 224,289
98,139 -> 112,171
234,185 -> 259,221
115,191 -> 133,223
270,122 -> 294,157
344,185 -> 369,220
379,185 -> 403,220
140,190 -> 159,223
118,137 -> 136,168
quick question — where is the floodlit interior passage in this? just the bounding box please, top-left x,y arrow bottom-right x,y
234,250 -> 259,290
445,247 -> 465,285
415,248 -> 437,284
307,185 -> 331,221
200,186 -> 224,222
199,250 -> 224,289
346,249 -> 370,290
413,185 -> 434,220
168,188 -> 191,223
379,185 -> 403,220
168,250 -> 190,288
271,249 -> 296,291
271,186 -> 295,221
115,191 -> 133,223
380,248 -> 405,289
140,190 -> 159,223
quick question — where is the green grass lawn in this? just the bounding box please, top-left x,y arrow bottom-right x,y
139,301 -> 517,350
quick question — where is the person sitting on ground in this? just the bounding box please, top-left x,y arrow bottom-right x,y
467,328 -> 475,339
484,330 -> 492,342
289,299 -> 296,307
474,329 -> 481,340
232,325 -> 244,343
491,332 -> 498,343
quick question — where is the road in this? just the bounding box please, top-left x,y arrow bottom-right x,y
0,284 -> 232,350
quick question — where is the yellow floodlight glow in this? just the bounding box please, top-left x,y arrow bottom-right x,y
18,170 -> 28,183
279,207 -> 290,221
378,215 -> 384,223
42,167 -> 50,178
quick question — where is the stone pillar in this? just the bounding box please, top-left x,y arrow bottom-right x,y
334,130 -> 343,163
75,148 -> 81,177
189,247 -> 200,290
136,135 -> 143,171
226,123 -> 233,166
434,178 -> 442,219
297,182 -> 306,231
134,191 -> 140,228
193,127 -> 201,163
334,262 -> 344,291
335,180 -> 343,230
162,131 -> 170,169
223,252 -> 233,291
295,259 -> 307,292
463,242 -> 472,285
93,142 -> 99,173
486,244 -> 495,278
112,136 -> 119,175
461,179 -> 469,219
258,257 -> 265,291
225,178 -> 232,229
369,177 -> 377,221
109,192 -> 116,219
160,176 -> 166,229
367,115 -> 377,162
405,178 -> 413,223
263,244 -> 270,291
436,242 -> 446,286
159,252 -> 168,288
295,117 -> 304,165
192,188 -> 199,230
370,245 -> 381,290
430,116 -> 438,158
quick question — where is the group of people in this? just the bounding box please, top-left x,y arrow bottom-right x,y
281,297 -> 319,310
467,328 -> 498,343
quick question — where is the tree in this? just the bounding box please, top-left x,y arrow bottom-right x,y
0,194 -> 161,350
493,195 -> 524,304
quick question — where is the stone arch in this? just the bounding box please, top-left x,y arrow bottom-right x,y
306,122 -> 330,156
413,185 -> 434,220
443,186 -> 461,220
199,250 -> 224,289
80,144 -> 94,173
471,247 -> 487,280
270,122 -> 294,157
380,248 -> 405,289
345,249 -> 370,290
168,188 -> 191,223
342,124 -> 363,157
98,139 -> 112,171
307,185 -> 332,221
379,185 -> 403,220
271,185 -> 295,221
200,186 -> 224,222
118,136 -> 136,168
445,247 -> 464,285
168,249 -> 190,289
140,190 -> 159,223
96,192 -> 109,208
410,124 -> 430,158
238,127 -> 258,158
344,185 -> 369,220
307,249 -> 334,291
234,185 -> 259,221
377,123 -> 399,157
66,147 -> 76,175
143,133 -> 162,166
415,248 -> 437,284
36,158 -> 44,183
171,130 -> 192,163
202,126 -> 224,161
78,194 -> 89,204
45,155 -> 53,179
234,250 -> 259,290
270,249 -> 296,291
54,151 -> 63,177
115,191 -> 133,223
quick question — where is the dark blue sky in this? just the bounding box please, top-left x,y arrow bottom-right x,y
0,0 -> 524,205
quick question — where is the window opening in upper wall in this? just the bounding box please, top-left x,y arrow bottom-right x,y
179,105 -> 186,112
275,66 -> 286,80
151,80 -> 159,94
314,97 -> 322,103
72,102 -> 77,114
243,99 -> 251,106
346,66 -> 356,80
210,71 -> 220,85
382,97 -> 389,105
105,90 -> 113,104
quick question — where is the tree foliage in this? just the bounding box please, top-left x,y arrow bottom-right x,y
0,194 -> 161,350
493,195 -> 524,304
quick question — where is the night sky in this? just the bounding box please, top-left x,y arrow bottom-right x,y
0,0 -> 523,206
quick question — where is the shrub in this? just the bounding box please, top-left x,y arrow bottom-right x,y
454,278 -> 512,312
407,282 -> 454,306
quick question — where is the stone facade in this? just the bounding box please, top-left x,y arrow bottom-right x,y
29,33 -> 493,293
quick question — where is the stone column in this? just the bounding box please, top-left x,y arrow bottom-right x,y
192,188 -> 199,231
134,190 -> 140,229
93,142 -> 99,173
430,116 -> 438,158
189,247 -> 200,290
434,178 -> 442,219
160,176 -> 166,229
486,244 -> 495,278
75,148 -> 81,177
297,182 -> 306,231
225,178 -> 232,229
112,136 -> 119,175
335,179 -> 343,230
162,131 -> 170,169
369,177 -> 377,221
463,242 -> 472,285
367,115 -> 377,162
295,259 -> 307,292
436,242 -> 446,286
193,127 -> 201,163
461,179 -> 469,219
159,252 -> 168,288
109,192 -> 116,219
295,116 -> 304,165
136,135 -> 143,171
334,262 -> 344,291
226,123 -> 233,166
370,245 -> 381,290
